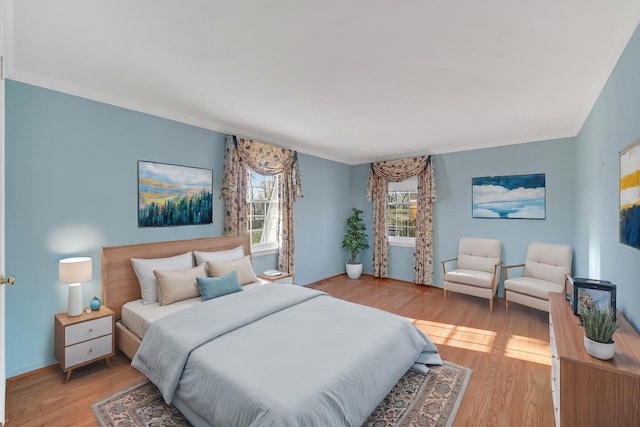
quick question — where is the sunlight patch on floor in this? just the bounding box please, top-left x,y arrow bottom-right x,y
411,319 -> 496,353
504,334 -> 551,366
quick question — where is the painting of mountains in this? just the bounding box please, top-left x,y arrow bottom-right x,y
472,173 -> 546,219
138,161 -> 213,227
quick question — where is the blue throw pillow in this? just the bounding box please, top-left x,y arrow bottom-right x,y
196,271 -> 243,301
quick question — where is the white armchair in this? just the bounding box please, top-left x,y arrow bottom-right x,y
442,237 -> 503,312
503,242 -> 572,313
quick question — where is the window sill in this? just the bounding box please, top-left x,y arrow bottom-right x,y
389,239 -> 416,248
251,246 -> 279,257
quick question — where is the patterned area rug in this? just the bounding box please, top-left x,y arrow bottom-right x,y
92,361 -> 471,427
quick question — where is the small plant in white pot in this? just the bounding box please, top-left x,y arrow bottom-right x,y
580,303 -> 619,360
341,207 -> 369,279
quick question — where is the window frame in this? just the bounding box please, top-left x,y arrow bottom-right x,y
247,169 -> 280,253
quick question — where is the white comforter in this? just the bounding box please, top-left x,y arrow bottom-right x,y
132,284 -> 432,426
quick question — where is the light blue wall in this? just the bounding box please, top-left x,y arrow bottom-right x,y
4,81 -> 346,377
433,139 -> 576,294
6,81 -> 226,377
349,164 -> 374,273
294,154 -> 353,284
575,23 -> 640,329
349,139 -> 576,291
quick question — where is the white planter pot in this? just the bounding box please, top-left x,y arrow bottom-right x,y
346,263 -> 363,279
584,335 -> 615,360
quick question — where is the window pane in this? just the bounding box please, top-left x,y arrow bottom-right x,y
248,170 -> 280,246
387,190 -> 417,238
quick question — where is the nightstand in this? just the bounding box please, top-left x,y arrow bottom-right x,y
257,271 -> 294,284
54,306 -> 115,383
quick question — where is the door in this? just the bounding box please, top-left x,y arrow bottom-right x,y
0,0 -> 6,422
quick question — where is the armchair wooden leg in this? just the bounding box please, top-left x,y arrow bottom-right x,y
443,289 -> 447,299
489,296 -> 493,312
505,290 -> 509,312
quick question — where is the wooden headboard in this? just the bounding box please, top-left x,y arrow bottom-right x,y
101,235 -> 251,322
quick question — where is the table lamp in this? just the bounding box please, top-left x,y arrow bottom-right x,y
59,257 -> 92,316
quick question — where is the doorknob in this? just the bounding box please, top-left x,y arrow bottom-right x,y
0,275 -> 15,285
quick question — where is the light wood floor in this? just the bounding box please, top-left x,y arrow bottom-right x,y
6,275 -> 554,426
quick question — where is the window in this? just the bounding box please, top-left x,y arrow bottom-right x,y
388,177 -> 417,246
247,169 -> 279,251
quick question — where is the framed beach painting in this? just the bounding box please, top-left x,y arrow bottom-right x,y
472,173 -> 546,219
138,161 -> 213,227
620,140 -> 640,250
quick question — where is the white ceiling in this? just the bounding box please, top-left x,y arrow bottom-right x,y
6,1 -> 640,164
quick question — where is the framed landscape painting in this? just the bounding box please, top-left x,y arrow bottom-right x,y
138,161 -> 213,227
472,173 -> 546,219
620,140 -> 640,250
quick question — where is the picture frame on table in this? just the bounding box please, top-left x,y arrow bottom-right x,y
566,276 -> 616,321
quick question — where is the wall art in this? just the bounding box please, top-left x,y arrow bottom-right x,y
138,160 -> 213,227
620,140 -> 640,249
472,173 -> 546,219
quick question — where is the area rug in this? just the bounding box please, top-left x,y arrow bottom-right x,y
92,361 -> 471,427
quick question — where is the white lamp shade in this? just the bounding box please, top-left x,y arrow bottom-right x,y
59,257 -> 92,283
59,257 -> 92,317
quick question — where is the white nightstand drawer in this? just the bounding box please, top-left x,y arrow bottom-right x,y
64,334 -> 112,368
65,316 -> 112,346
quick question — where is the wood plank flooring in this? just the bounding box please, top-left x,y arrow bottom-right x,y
6,275 -> 554,426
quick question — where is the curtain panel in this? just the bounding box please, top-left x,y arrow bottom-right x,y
366,156 -> 435,284
220,136 -> 303,275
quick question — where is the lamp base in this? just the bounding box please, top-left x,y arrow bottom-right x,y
67,283 -> 83,316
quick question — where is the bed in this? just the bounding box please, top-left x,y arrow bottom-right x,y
102,235 -> 440,426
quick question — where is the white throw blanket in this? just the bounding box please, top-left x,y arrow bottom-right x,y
133,284 -> 439,426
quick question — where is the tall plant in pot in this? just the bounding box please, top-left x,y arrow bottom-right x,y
342,207 -> 369,279
580,303 -> 619,360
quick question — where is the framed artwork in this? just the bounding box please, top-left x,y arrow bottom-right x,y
575,281 -> 617,322
472,173 -> 546,219
138,161 -> 213,227
620,140 -> 640,250
567,276 -> 616,321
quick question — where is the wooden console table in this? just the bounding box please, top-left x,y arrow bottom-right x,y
549,293 -> 640,426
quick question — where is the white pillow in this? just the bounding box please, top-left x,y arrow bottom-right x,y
207,255 -> 259,285
154,264 -> 207,306
194,246 -> 245,266
131,252 -> 193,304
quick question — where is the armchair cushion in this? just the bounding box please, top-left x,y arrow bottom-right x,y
456,237 -> 502,273
445,269 -> 495,289
504,276 -> 564,300
504,242 -> 573,313
523,242 -> 572,285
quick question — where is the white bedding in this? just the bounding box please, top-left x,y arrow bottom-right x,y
132,284 -> 436,426
122,280 -> 267,339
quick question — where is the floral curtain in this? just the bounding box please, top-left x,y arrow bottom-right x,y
220,136 -> 303,275
366,156 -> 435,284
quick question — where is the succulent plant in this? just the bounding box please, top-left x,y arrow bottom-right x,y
580,304 -> 619,344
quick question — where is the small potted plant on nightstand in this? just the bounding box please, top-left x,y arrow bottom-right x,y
580,303 -> 619,360
341,207 -> 369,279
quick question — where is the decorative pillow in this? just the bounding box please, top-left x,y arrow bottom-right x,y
196,271 -> 243,301
154,264 -> 207,306
193,246 -> 245,266
207,255 -> 259,285
131,252 -> 194,304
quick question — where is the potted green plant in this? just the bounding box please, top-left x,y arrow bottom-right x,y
341,207 -> 369,279
580,303 -> 619,360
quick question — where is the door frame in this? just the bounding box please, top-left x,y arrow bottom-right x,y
0,0 -> 7,422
